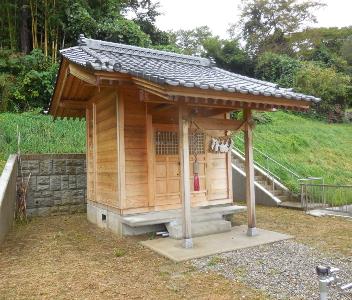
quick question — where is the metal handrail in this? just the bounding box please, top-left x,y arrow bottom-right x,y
301,183 -> 352,188
231,148 -> 281,182
300,182 -> 352,215
234,136 -> 302,179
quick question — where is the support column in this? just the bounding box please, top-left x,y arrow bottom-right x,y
179,104 -> 193,248
244,108 -> 257,236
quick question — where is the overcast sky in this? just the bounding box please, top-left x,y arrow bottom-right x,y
155,0 -> 352,38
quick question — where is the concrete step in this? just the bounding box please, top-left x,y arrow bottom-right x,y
255,175 -> 265,181
277,195 -> 290,202
121,205 -> 246,227
272,189 -> 284,196
278,201 -> 304,210
166,219 -> 231,239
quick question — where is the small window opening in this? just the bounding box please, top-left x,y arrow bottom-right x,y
102,214 -> 107,222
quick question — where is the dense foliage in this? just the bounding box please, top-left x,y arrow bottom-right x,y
0,0 -> 351,121
0,50 -> 58,111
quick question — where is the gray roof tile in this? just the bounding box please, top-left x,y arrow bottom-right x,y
60,35 -> 321,103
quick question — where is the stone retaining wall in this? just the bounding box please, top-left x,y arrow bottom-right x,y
18,154 -> 87,216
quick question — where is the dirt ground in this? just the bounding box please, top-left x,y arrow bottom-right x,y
234,205 -> 352,257
0,206 -> 351,299
0,214 -> 266,300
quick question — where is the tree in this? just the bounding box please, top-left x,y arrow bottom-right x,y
255,52 -> 301,87
287,27 -> 352,59
294,62 -> 351,113
203,37 -> 253,75
169,26 -> 213,56
20,1 -> 31,54
237,0 -> 325,56
341,35 -> 352,65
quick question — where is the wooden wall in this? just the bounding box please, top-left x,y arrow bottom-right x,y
86,92 -> 118,208
86,87 -> 233,214
123,88 -> 149,210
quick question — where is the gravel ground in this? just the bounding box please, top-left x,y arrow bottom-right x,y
192,240 -> 352,300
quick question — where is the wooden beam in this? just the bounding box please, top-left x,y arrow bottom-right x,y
52,60 -> 69,116
150,103 -> 175,113
197,108 -> 237,118
193,117 -> 244,131
167,86 -> 311,109
243,108 -> 257,236
68,63 -> 97,86
179,104 -> 193,248
59,100 -> 87,110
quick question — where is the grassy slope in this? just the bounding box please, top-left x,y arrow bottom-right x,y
236,111 -> 352,188
0,111 -> 85,171
1,110 -> 351,188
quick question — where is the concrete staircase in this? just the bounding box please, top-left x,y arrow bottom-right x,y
232,149 -> 301,208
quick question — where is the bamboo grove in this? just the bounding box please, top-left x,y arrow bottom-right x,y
0,0 -> 351,119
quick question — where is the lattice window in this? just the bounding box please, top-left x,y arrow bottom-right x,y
154,131 -> 205,155
155,131 -> 179,155
189,132 -> 205,155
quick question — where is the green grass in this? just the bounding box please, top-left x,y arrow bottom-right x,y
0,110 -> 85,172
1,109 -> 351,196
234,111 -> 352,191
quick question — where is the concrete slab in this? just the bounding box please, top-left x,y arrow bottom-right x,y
141,225 -> 293,262
307,208 -> 352,219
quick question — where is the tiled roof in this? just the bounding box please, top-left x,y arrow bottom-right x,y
60,34 -> 320,103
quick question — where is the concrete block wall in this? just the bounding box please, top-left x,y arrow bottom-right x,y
18,154 -> 87,216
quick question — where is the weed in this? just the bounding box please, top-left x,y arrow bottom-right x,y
147,232 -> 156,240
207,256 -> 223,266
114,248 -> 126,257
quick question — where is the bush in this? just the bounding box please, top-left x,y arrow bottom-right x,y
294,62 -> 352,114
255,52 -> 301,87
0,49 -> 58,112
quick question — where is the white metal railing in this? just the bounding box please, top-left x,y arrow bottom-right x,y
301,183 -> 352,216
232,136 -> 325,200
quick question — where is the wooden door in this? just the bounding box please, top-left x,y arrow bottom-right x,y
206,152 -> 229,200
153,125 -> 208,207
154,126 -> 181,206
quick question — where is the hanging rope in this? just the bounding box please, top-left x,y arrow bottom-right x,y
190,117 -> 250,154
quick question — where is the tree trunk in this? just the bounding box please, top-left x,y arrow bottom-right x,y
29,0 -> 38,49
6,1 -> 15,51
44,0 -> 48,57
20,1 -> 30,54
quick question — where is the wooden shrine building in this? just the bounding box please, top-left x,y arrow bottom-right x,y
49,35 -> 319,246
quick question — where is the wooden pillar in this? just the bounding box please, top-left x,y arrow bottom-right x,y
92,103 -> 97,201
243,108 -> 257,236
116,91 -> 125,211
179,104 -> 193,248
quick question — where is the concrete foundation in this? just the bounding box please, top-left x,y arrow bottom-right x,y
87,201 -> 165,236
87,201 -> 246,238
